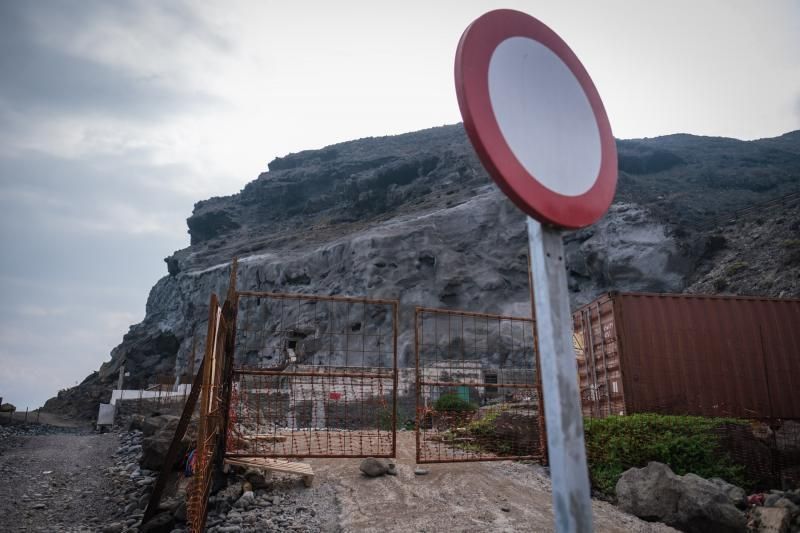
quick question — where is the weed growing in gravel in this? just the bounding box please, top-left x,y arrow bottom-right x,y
583,414 -> 748,496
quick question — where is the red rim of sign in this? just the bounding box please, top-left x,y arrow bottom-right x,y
455,9 -> 617,229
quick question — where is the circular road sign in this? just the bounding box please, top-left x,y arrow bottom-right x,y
455,9 -> 617,229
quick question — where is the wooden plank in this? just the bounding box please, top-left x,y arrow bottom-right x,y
224,457 -> 314,487
239,435 -> 288,442
142,355 -> 206,525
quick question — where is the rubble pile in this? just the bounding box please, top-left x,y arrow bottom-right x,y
617,462 -> 800,533
98,414 -> 335,533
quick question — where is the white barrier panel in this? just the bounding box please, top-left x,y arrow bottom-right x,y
97,403 -> 115,426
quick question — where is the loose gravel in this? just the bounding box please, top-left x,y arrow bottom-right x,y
0,423 -> 121,532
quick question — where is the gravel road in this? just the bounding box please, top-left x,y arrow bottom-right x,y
0,423 -> 678,532
307,431 -> 677,533
0,425 -> 119,532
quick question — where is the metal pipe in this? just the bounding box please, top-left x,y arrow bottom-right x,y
392,301 -> 398,459
527,249 -> 548,465
527,218 -> 593,533
226,452 -> 396,459
232,369 -> 394,379
417,454 -> 543,464
237,290 -> 399,306
415,305 -> 533,322
415,304 -> 422,464
419,380 -> 535,389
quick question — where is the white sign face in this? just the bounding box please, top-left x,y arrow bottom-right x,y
455,9 -> 617,229
488,37 -> 602,197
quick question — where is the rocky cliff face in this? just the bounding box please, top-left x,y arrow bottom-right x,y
44,125 -> 800,419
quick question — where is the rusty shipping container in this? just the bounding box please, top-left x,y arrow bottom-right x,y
572,292 -> 800,420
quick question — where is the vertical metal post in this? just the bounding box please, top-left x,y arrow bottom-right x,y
414,308 -> 421,464
391,301 -> 398,458
527,250 -> 548,464
527,217 -> 592,533
24,407 -> 28,423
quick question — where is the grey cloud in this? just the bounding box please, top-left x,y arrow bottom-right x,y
0,1 -> 224,120
0,151 -> 192,286
0,149 -> 191,409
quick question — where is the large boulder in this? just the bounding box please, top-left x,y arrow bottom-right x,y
141,431 -> 173,471
709,477 -> 747,508
142,414 -> 180,437
616,462 -> 746,533
140,414 -> 195,471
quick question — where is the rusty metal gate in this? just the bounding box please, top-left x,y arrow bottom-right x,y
226,292 -> 399,459
415,307 -> 546,463
187,293 -> 230,532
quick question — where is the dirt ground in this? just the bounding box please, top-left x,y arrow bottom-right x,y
308,431 -> 676,533
0,428 -> 118,532
0,423 -> 677,532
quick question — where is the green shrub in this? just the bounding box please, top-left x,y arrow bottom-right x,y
725,261 -> 748,276
465,408 -> 503,437
583,414 -> 748,496
434,393 -> 477,413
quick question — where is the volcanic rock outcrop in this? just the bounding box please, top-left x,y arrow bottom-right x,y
45,125 -> 800,419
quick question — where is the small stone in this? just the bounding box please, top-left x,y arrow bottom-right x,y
244,468 -> 267,489
235,491 -> 255,509
773,497 -> 799,514
359,457 -> 388,477
101,523 -> 124,533
140,511 -> 175,533
500,506 -> 511,512
173,499 -> 187,522
31,503 -> 46,510
386,462 -> 397,476
414,467 -> 429,475
272,495 -> 281,506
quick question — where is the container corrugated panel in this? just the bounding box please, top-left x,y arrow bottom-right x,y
572,294 -> 626,418
573,292 -> 800,420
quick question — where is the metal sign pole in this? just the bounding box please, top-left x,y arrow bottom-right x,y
527,217 -> 593,533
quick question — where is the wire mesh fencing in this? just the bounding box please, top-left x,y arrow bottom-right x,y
187,294 -> 229,533
227,292 -> 398,458
415,307 -> 546,464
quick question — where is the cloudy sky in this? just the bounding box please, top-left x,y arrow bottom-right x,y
1,1 -> 798,410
